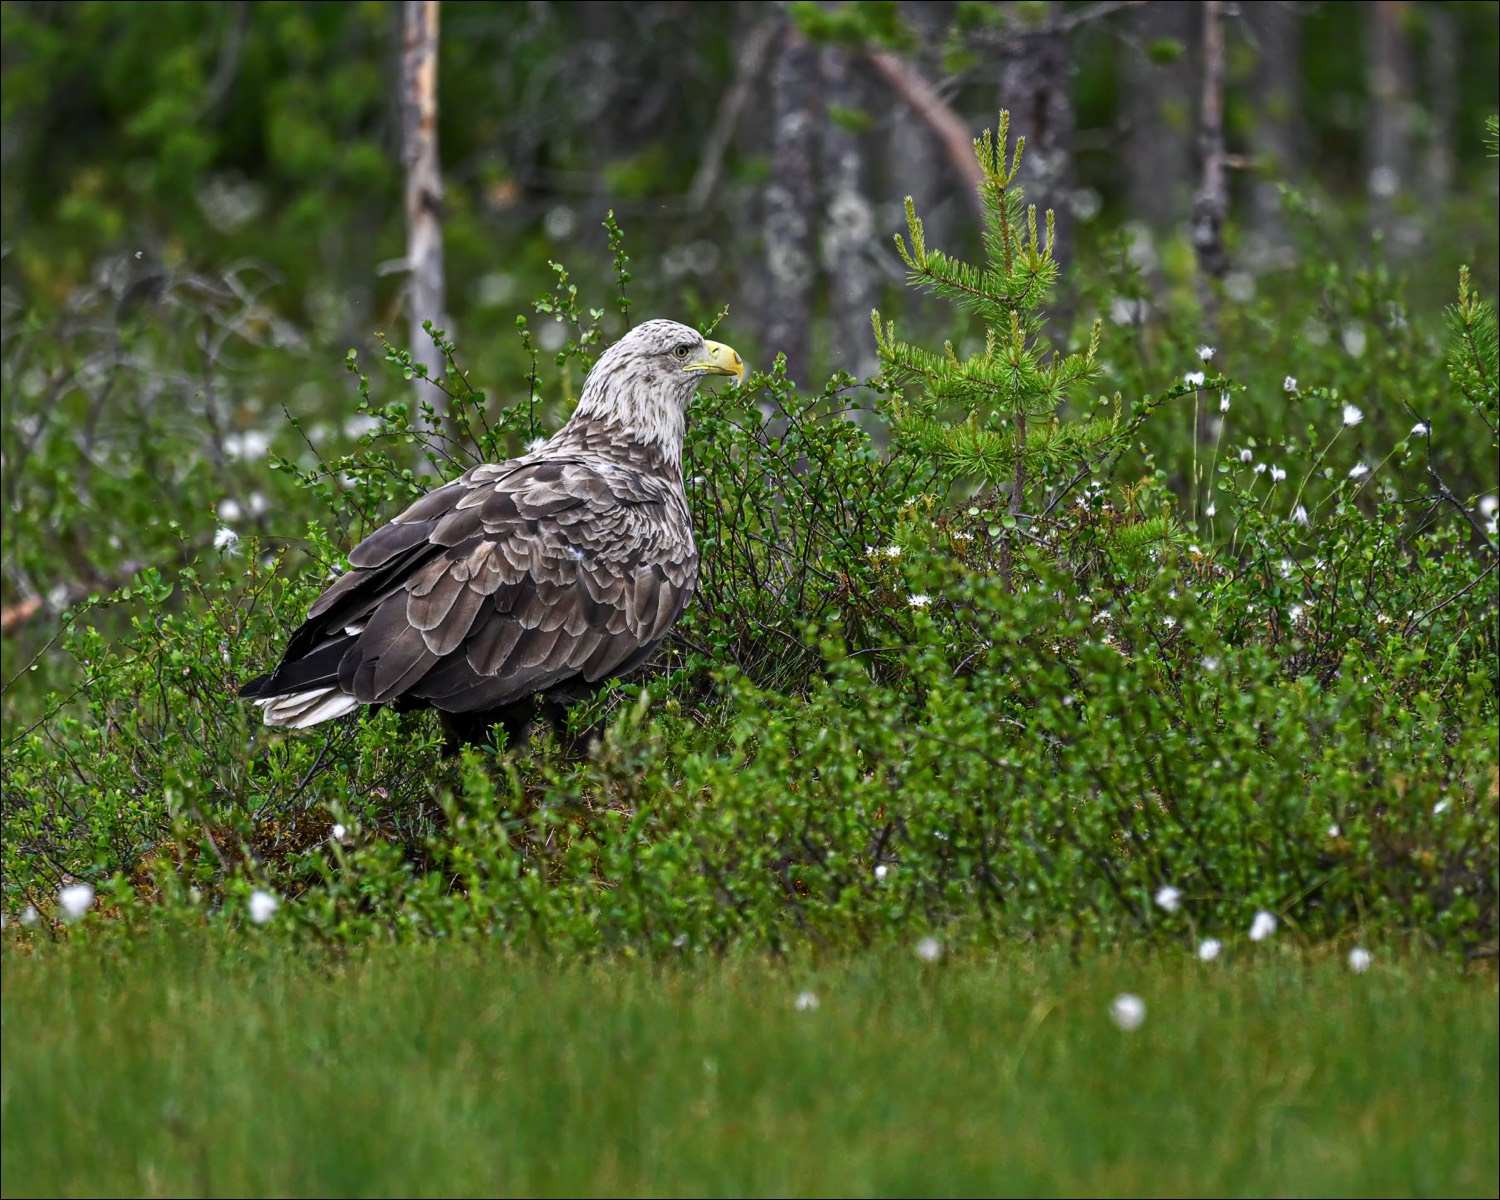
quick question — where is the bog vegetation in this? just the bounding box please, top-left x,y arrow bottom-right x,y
2,109 -> 1496,961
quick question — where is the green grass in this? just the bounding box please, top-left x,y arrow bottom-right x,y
2,939 -> 1495,1198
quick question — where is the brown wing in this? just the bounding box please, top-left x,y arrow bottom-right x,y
294,456 -> 697,715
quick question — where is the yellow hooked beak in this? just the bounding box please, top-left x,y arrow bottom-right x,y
684,339 -> 745,384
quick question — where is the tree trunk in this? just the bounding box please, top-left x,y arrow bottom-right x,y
1421,3 -> 1457,210
1368,0 -> 1414,240
993,1 -> 1075,269
1120,1 -> 1198,233
819,44 -> 880,384
401,0 -> 446,421
1191,0 -> 1230,285
762,17 -> 821,396
1247,1 -> 1302,248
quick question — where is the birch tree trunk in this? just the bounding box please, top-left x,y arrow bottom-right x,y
1191,0 -> 1230,285
1121,1 -> 1198,233
993,1 -> 1075,269
819,43 -> 879,384
1247,1 -> 1302,248
1368,0 -> 1414,240
402,0 -> 446,419
762,17 -> 821,396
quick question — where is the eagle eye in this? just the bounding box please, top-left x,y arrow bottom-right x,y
672,343 -> 692,360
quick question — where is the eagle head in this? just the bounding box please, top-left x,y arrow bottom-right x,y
567,320 -> 744,464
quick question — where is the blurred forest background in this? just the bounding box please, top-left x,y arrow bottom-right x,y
3,0 -> 1498,633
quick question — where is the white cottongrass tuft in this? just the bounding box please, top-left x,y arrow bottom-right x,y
59,883 -> 94,922
1204,502 -> 1216,518
915,936 -> 943,963
1184,371 -> 1206,387
213,526 -> 240,553
331,823 -> 347,842
1283,376 -> 1298,393
1109,994 -> 1147,1031
1342,404 -> 1363,428
248,889 -> 280,924
1248,910 -> 1278,942
1153,885 -> 1182,914
908,594 -> 932,609
1197,938 -> 1223,962
1347,947 -> 1372,974
19,905 -> 40,928
1348,463 -> 1370,479
874,864 -> 889,882
794,990 -> 820,1011
217,498 -> 244,523
1197,345 -> 1216,362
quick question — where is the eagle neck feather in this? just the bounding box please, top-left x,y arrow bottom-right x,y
561,361 -> 686,473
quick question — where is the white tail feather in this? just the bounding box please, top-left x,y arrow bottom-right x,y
255,687 -> 360,728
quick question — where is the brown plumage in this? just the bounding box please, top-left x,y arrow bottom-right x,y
240,319 -> 743,749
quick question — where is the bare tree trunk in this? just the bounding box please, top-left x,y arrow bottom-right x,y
1247,1 -> 1301,248
992,1 -> 1075,269
1191,0 -> 1230,286
1422,3 -> 1457,210
1121,1 -> 1198,233
763,17 -> 821,396
402,0 -> 446,418
819,44 -> 880,384
1368,0 -> 1414,240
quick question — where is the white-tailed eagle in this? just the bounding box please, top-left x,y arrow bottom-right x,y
240,319 -> 743,749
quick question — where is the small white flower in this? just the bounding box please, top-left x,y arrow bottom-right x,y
19,905 -> 40,928
1255,463 -> 1268,475
794,990 -> 820,1011
1348,947 -> 1372,974
59,883 -> 94,922
1109,994 -> 1147,1031
1342,404 -> 1363,428
213,526 -> 240,552
331,823 -> 347,841
884,546 -> 902,559
1219,392 -> 1231,413
1154,885 -> 1182,914
1197,345 -> 1216,362
1410,422 -> 1429,437
1283,376 -> 1298,393
217,498 -> 244,523
915,936 -> 943,963
248,889 -> 280,924
1328,823 -> 1341,838
1348,463 -> 1370,479
1204,502 -> 1216,518
1288,604 -> 1304,622
1291,504 -> 1310,526
874,864 -> 889,882
672,933 -> 690,948
908,594 -> 932,609
1240,448 -> 1254,464
1270,466 -> 1287,483
1184,371 -> 1206,388
1248,910 -> 1278,942
1197,938 -> 1223,962
1203,656 -> 1220,672
1432,799 -> 1450,816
